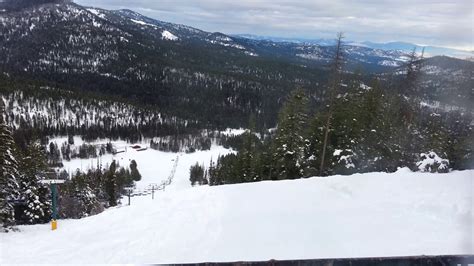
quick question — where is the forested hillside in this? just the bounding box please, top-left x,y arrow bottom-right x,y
0,75 -> 202,143
0,0 -> 471,130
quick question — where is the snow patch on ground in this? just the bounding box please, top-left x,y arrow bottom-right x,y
130,19 -> 155,27
379,60 -> 400,67
162,30 -> 178,41
87,8 -> 106,19
359,83 -> 372,90
208,40 -> 246,50
245,51 -> 258,57
92,20 -> 101,28
219,128 -> 247,136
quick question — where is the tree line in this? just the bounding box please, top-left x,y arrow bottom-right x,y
190,37 -> 473,186
0,104 -> 142,231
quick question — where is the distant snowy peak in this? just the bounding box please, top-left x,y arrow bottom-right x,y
162,30 -> 178,41
236,35 -> 472,60
359,41 -> 473,59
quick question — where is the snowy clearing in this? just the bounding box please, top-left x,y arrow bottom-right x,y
130,19 -> 155,27
162,30 -> 178,41
1,168 -> 472,264
49,137 -> 234,191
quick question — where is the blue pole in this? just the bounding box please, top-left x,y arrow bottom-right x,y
51,184 -> 57,220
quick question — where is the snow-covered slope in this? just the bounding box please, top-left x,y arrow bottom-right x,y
1,168 -> 472,264
1,90 -> 165,130
162,30 -> 178,41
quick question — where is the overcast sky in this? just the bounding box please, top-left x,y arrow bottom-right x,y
75,0 -> 473,51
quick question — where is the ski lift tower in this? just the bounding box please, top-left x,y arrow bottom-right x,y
40,177 -> 65,231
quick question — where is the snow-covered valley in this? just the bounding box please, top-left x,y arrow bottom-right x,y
50,137 -> 235,191
1,150 -> 472,263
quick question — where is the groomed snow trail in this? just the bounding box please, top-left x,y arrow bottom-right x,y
1,169 -> 472,264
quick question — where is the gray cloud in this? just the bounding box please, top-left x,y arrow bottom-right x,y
75,0 -> 473,50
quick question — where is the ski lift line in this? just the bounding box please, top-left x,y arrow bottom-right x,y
129,155 -> 180,199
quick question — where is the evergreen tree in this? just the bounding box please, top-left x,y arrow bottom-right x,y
450,131 -> 474,170
338,81 -> 388,173
446,112 -> 474,170
213,154 -> 239,185
0,122 -> 19,230
328,85 -> 364,175
47,142 -> 62,167
272,88 -> 309,180
17,143 -> 51,224
207,158 -> 219,186
0,110 -> 20,230
189,163 -> 205,186
130,160 -> 141,181
105,160 -> 117,207
372,92 -> 416,171
67,134 -> 74,145
238,115 -> 260,182
355,82 -> 389,172
422,112 -> 449,157
115,167 -> 133,195
59,170 -> 103,219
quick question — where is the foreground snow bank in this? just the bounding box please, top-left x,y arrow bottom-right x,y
1,169 -> 472,264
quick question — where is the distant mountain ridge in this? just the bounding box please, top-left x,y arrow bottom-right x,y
235,34 -> 473,59
360,41 -> 473,59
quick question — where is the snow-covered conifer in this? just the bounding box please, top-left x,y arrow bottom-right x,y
17,144 -> 51,224
0,108 -> 20,230
272,89 -> 308,180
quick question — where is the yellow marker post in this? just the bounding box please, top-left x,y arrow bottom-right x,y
51,219 -> 57,230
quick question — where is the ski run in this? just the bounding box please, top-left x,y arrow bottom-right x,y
1,143 -> 472,264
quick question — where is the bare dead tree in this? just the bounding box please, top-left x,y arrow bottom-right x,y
401,47 -> 425,125
319,32 -> 345,176
404,47 -> 424,97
